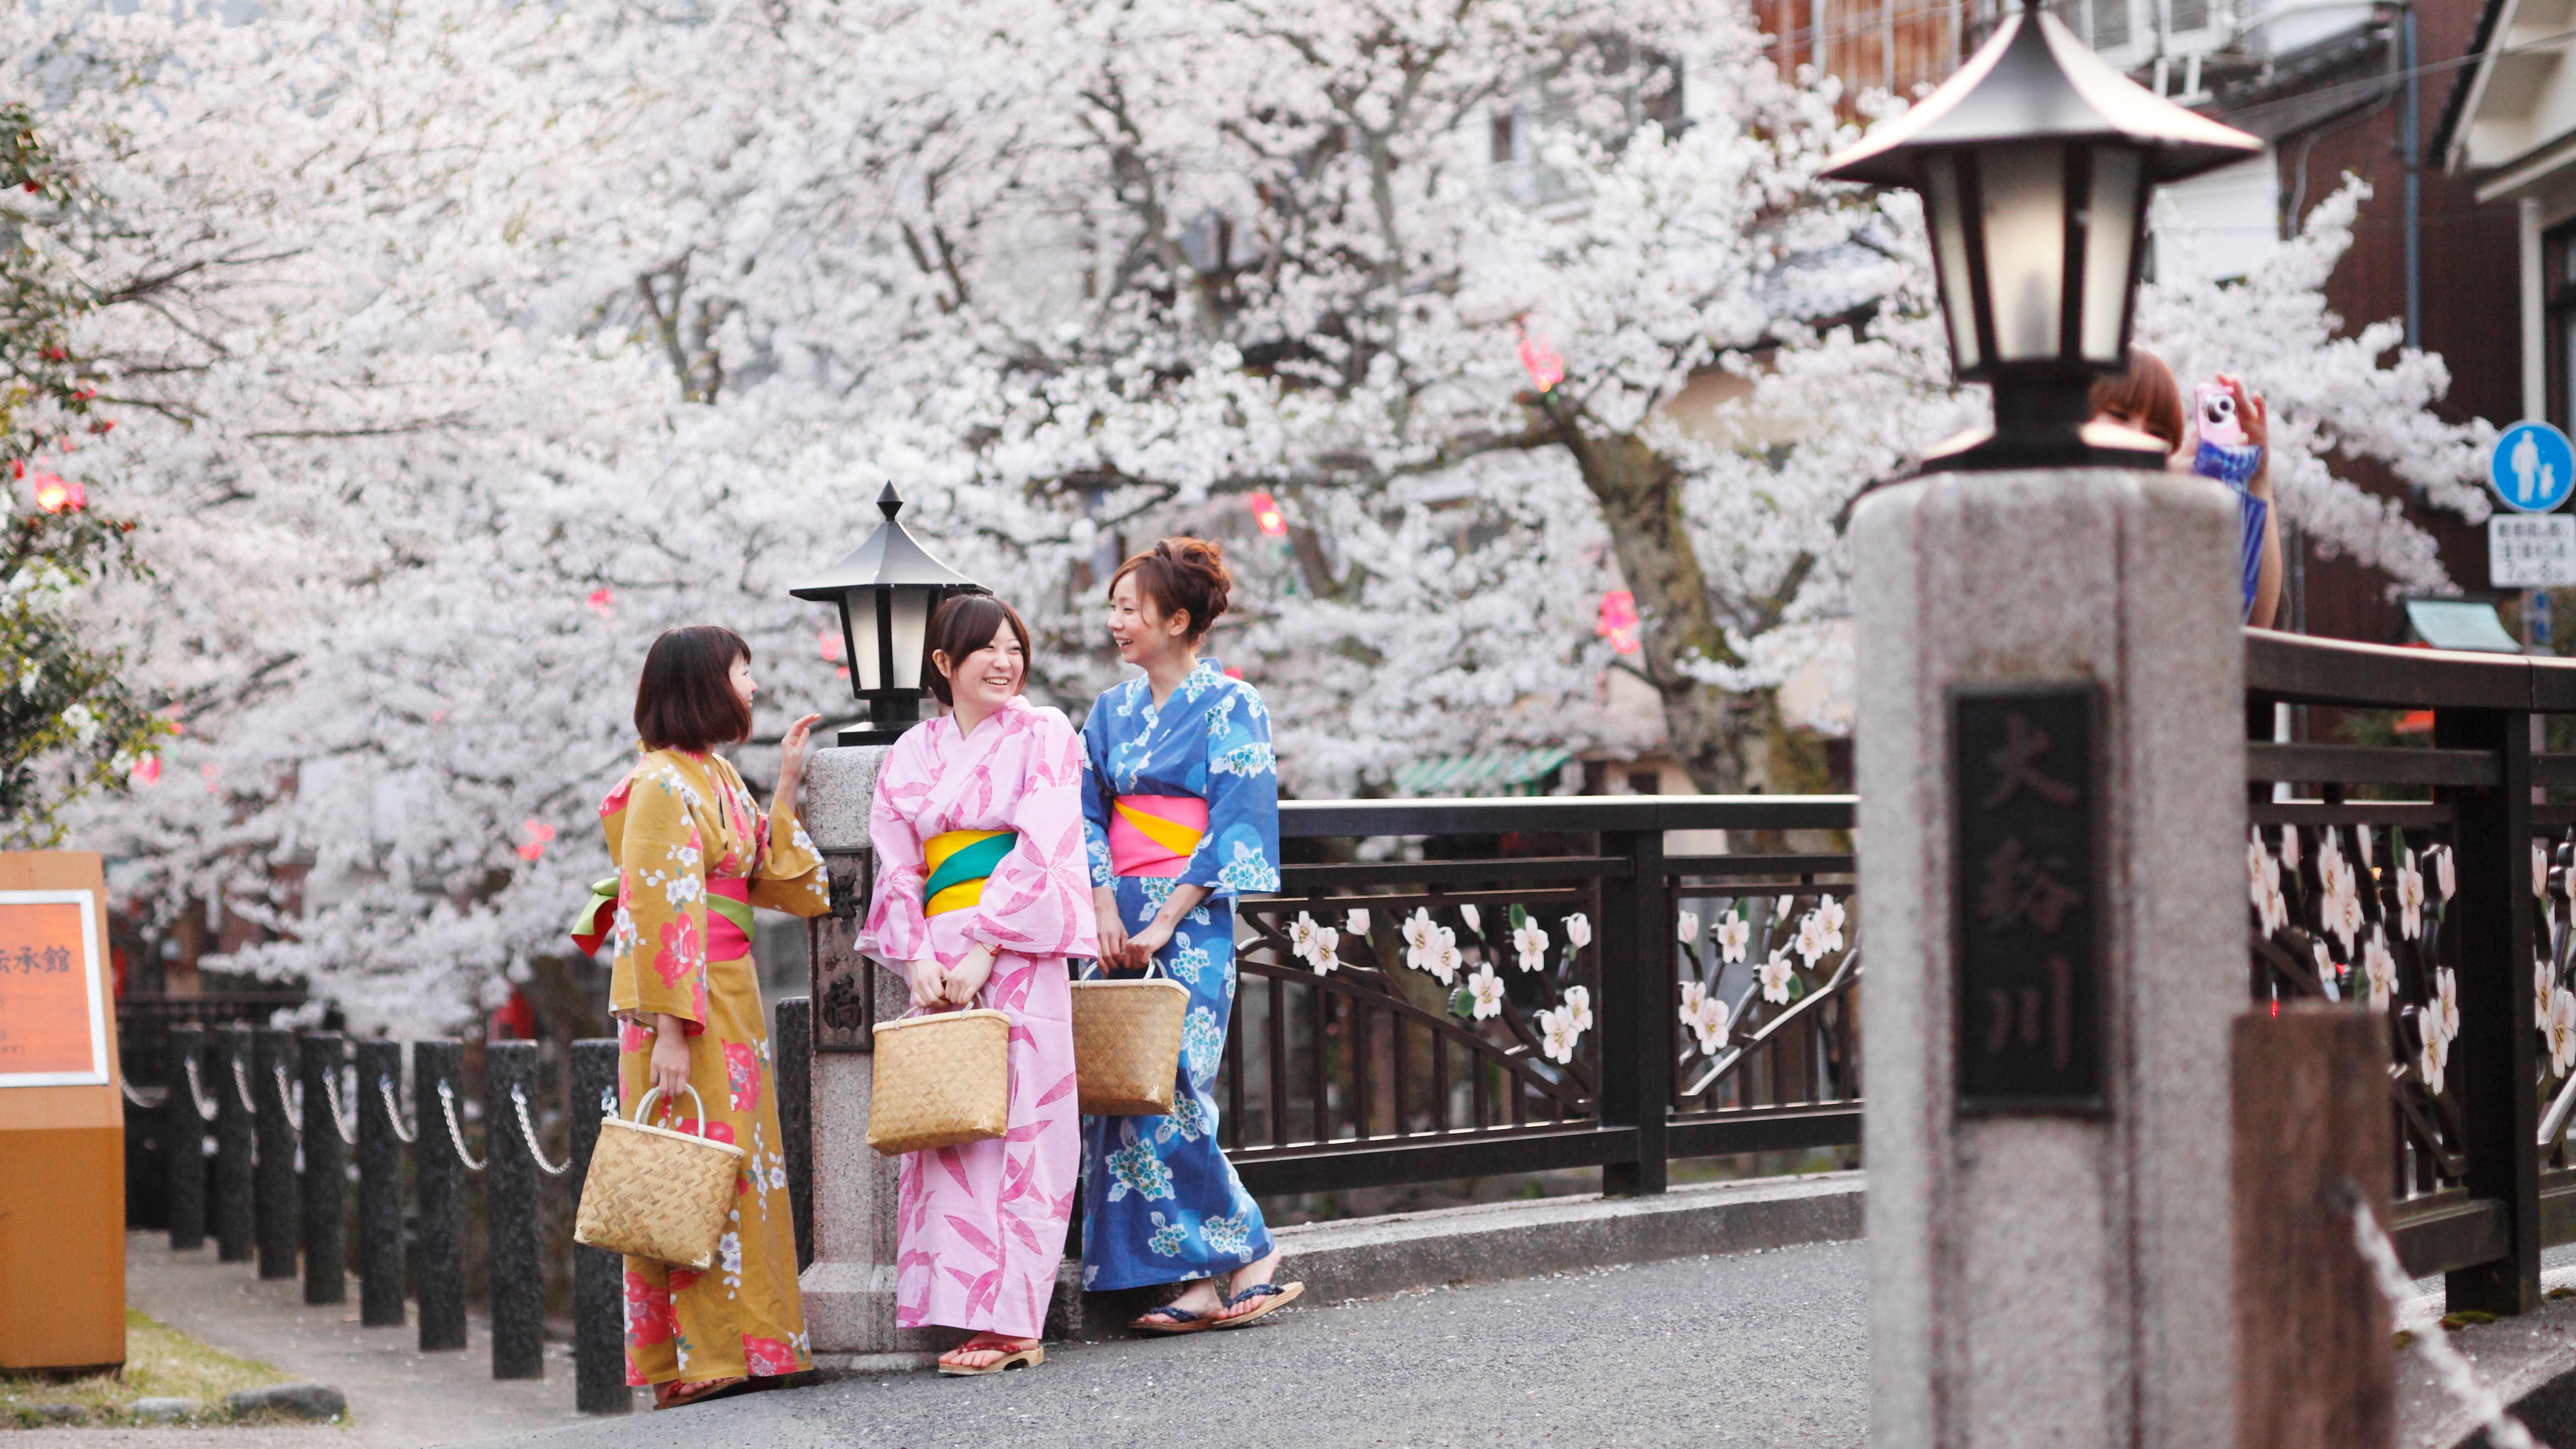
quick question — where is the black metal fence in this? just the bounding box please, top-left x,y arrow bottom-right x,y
2245,629 -> 2576,1313
116,1022 -> 711,1414
1221,795 -> 1861,1199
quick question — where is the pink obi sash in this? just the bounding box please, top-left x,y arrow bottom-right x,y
704,877 -> 755,961
1107,794 -> 1209,878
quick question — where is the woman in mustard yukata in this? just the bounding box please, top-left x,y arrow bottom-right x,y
858,594 -> 1099,1376
1079,538 -> 1303,1334
597,626 -> 832,1409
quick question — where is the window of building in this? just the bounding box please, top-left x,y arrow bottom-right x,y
1490,110 -> 1517,165
2546,223 -> 2576,433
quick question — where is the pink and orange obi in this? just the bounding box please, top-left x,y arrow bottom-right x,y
1105,793 -> 1209,878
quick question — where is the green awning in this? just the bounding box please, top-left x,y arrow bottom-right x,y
2403,599 -> 2524,655
1392,748 -> 1573,798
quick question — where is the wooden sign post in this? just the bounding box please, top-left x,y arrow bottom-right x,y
0,851 -> 127,1372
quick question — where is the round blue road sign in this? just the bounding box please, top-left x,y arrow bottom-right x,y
2492,421 -> 2576,514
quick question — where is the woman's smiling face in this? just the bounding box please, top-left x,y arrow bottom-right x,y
939,619 -> 1025,717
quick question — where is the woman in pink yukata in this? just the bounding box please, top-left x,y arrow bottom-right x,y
855,592 -> 1099,1376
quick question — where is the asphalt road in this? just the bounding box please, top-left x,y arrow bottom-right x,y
457,1241 -> 1868,1449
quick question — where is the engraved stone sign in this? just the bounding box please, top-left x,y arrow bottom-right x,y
1952,683 -> 2104,1114
811,851 -> 875,1052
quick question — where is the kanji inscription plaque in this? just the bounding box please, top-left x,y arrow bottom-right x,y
1952,683 -> 2104,1115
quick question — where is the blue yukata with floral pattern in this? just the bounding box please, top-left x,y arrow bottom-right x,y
1077,657 -> 1282,1291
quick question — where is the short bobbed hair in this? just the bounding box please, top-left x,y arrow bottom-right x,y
924,593 -> 1032,706
635,626 -> 753,754
1109,536 -> 1232,643
2089,347 -> 2185,452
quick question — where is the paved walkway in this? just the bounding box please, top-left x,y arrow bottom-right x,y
122,1235 -> 625,1448
455,1242 -> 1870,1449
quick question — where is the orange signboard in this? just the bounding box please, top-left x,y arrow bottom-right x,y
0,890 -> 108,1087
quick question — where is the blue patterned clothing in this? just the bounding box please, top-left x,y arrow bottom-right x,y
1076,658 -> 1280,1291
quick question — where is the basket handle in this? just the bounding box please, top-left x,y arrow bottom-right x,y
628,1082 -> 710,1134
1080,954 -> 1165,983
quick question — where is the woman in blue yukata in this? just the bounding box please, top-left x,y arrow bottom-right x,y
1078,537 -> 1304,1333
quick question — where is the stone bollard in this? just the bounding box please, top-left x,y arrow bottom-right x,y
2232,1006 -> 2392,1447
794,745 -> 945,1360
774,997 -> 814,1271
413,1040 -> 469,1353
299,1033 -> 349,1305
1852,469 -> 2242,1449
483,1040 -> 545,1381
568,1038 -> 630,1415
252,1027 -> 300,1280
353,1039 -> 408,1328
213,1024 -> 256,1264
166,1024 -> 210,1252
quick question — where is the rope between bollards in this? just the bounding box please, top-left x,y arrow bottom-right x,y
2340,1181 -> 2549,1449
378,1075 -> 419,1145
183,1055 -> 221,1121
274,1064 -> 303,1146
322,1070 -> 359,1145
436,1079 -> 488,1172
120,1077 -> 169,1110
232,1056 -> 259,1115
510,1085 -> 573,1177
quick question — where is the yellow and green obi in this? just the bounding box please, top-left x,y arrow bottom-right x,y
923,829 -> 1019,916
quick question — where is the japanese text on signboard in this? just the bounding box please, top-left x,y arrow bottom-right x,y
1953,686 -> 2104,1114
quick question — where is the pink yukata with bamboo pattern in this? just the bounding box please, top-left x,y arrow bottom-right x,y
859,695 -> 1099,1341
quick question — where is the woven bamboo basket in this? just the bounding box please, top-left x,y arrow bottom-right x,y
1070,962 -> 1188,1116
573,1085 -> 743,1270
867,1007 -> 1011,1156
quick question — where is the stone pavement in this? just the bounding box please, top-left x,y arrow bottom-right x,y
457,1241 -> 1870,1449
122,1235 -> 626,1448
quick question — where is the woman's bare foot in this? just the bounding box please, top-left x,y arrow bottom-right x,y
939,1333 -> 1039,1371
1163,1277 -> 1226,1316
1212,1250 -> 1285,1321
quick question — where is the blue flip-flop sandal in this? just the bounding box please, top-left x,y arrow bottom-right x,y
1131,1303 -> 1216,1336
1210,1280 -> 1304,1330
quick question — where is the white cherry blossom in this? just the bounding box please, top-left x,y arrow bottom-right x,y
2280,827 -> 2302,872
2361,932 -> 2395,1013
1402,910 -> 1440,972
1538,1008 -> 1578,1066
2395,851 -> 2425,941
2434,845 -> 2456,902
1715,914 -> 1750,965
2312,939 -> 2340,1003
2432,967 -> 2462,1046
1344,909 -> 1370,938
2549,988 -> 2576,1078
1424,928 -> 1463,986
1288,912 -> 1323,961
1306,926 -> 1341,975
1676,910 -> 1700,946
1689,994 -> 1729,1055
1460,905 -> 1482,936
1564,914 -> 1592,951
1561,985 -> 1593,1035
1464,964 -> 1504,1022
1758,950 -> 1795,1005
2421,1028 -> 2450,1096
1511,920 -> 1550,973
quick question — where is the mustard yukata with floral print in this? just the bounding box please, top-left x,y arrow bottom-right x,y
602,746 -> 831,1390
1077,657 -> 1281,1292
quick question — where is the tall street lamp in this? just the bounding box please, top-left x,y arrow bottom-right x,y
1819,0 -> 2261,472
791,483 -> 985,747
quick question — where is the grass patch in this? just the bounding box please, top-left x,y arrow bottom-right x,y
1,1309 -> 294,1428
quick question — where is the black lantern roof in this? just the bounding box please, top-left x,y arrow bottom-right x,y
1818,0 -> 2260,189
788,484 -> 981,601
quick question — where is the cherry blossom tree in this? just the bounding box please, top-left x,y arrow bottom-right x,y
14,0 -> 2495,1033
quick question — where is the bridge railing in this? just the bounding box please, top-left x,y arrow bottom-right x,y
1216,794 -> 1860,1199
2246,629 -> 2576,1311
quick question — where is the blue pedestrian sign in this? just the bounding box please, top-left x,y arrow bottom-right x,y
2492,421 -> 2576,514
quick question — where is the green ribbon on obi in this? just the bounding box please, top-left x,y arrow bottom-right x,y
568,878 -> 753,955
922,829 -> 1019,915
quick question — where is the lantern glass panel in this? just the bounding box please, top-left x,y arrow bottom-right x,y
844,588 -> 884,692
1976,143 -> 2067,362
2079,145 -> 2146,364
1921,153 -> 1982,372
886,586 -> 933,693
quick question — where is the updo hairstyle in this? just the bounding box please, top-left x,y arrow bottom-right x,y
1108,536 -> 1232,643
